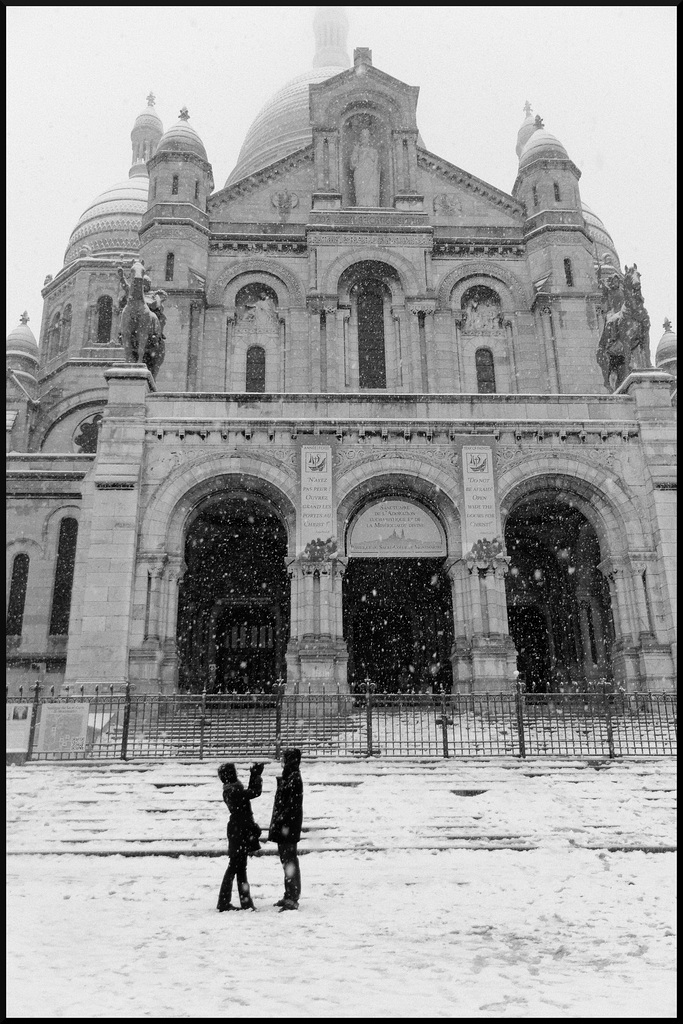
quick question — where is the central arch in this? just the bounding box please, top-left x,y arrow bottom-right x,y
342,492 -> 455,693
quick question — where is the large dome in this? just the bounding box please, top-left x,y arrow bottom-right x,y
226,64 -> 346,187
64,177 -> 149,265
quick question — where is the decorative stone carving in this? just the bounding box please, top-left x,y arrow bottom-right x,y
461,285 -> 505,335
465,536 -> 510,574
433,193 -> 462,216
271,190 -> 299,219
596,263 -> 652,390
73,412 -> 103,454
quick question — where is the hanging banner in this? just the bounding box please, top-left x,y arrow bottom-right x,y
6,703 -> 31,753
36,703 -> 89,754
462,445 -> 498,556
348,499 -> 446,557
299,445 -> 335,557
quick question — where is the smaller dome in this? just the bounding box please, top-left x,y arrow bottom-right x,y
582,201 -> 620,268
133,92 -> 163,133
656,319 -> 677,372
519,127 -> 569,168
6,313 -> 39,383
516,102 -> 538,158
65,177 -> 150,264
156,108 -> 207,160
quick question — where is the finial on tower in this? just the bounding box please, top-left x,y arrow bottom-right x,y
523,100 -> 533,117
179,107 -> 190,121
663,318 -> 673,333
147,92 -> 156,107
19,311 -> 29,325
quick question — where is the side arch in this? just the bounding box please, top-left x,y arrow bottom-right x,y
436,261 -> 530,311
206,258 -> 306,308
138,455 -> 299,558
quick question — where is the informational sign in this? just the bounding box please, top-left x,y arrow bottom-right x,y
36,703 -> 89,754
299,445 -> 334,556
348,499 -> 446,558
462,445 -> 498,555
6,703 -> 32,753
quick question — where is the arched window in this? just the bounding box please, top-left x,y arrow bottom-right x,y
532,185 -> 539,208
564,258 -> 574,287
246,346 -> 266,393
553,182 -> 561,202
49,518 -> 78,636
60,304 -> 72,351
47,313 -> 61,361
357,279 -> 387,388
6,553 -> 29,636
171,174 -> 179,195
194,180 -> 200,200
96,295 -> 113,345
475,348 -> 496,393
165,252 -> 175,282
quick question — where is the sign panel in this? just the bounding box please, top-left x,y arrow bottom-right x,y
299,445 -> 334,556
462,445 -> 498,555
348,499 -> 446,558
6,703 -> 31,753
36,703 -> 89,754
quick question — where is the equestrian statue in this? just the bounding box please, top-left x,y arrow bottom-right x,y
596,262 -> 652,390
117,259 -> 167,379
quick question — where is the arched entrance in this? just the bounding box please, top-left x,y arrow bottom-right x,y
342,497 -> 454,693
505,495 -> 615,691
176,494 -> 290,692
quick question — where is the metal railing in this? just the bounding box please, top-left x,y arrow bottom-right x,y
5,683 -> 677,761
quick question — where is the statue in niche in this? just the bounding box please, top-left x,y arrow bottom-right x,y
350,127 -> 380,207
461,286 -> 505,335
242,291 -> 278,329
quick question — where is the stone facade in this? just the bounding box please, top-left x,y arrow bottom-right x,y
6,16 -> 676,696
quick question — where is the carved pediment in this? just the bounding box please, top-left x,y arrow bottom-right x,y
418,150 -> 523,224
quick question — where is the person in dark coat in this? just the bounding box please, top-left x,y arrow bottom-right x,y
268,748 -> 303,911
216,762 -> 264,911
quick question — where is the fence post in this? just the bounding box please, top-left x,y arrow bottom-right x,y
275,678 -> 284,760
605,692 -> 615,759
199,684 -> 207,760
440,687 -> 450,759
365,677 -> 373,757
25,681 -> 41,763
120,682 -> 132,761
515,679 -> 526,759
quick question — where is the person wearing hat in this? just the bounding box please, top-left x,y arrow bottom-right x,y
216,762 -> 264,911
268,748 -> 304,911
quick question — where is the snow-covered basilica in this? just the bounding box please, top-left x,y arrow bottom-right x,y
6,8 -> 677,697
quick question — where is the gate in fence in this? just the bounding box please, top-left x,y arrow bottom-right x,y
6,683 -> 677,762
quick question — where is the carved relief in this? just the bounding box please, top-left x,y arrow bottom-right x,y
334,445 -> 460,470
271,190 -> 299,220
433,193 -> 463,216
461,285 -> 506,335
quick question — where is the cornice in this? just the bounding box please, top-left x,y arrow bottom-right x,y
417,149 -> 523,217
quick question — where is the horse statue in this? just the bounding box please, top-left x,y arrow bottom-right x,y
117,259 -> 166,379
596,263 -> 652,390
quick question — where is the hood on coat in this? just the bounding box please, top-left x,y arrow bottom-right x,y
218,762 -> 238,784
282,748 -> 301,771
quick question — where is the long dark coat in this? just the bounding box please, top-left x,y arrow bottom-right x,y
268,749 -> 303,844
223,767 -> 263,857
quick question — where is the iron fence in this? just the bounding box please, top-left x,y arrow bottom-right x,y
5,683 -> 677,762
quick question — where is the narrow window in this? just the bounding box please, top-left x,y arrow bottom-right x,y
47,313 -> 61,360
153,178 -> 157,199
194,180 -> 200,200
6,553 -> 29,636
564,258 -> 574,287
60,305 -> 72,351
532,185 -> 539,208
357,279 -> 387,388
49,518 -> 78,635
96,295 -> 113,345
171,174 -> 179,195
553,181 -> 561,202
165,252 -> 175,282
246,346 -> 266,393
475,348 -> 496,393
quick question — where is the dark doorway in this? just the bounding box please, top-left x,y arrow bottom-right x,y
176,495 -> 289,692
505,496 -> 614,691
343,558 -> 454,693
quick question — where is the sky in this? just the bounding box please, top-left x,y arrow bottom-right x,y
6,6 -> 677,349
6,757 -> 676,1017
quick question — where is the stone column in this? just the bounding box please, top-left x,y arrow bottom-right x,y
598,558 -> 641,690
159,557 -> 185,693
285,557 -> 349,694
63,366 -> 153,693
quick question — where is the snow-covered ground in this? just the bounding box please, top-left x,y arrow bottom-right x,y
6,757 -> 677,1018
